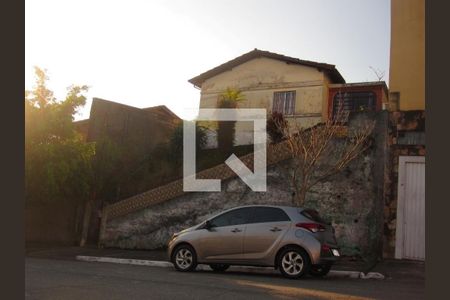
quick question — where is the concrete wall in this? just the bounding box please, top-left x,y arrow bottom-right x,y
103,112 -> 388,259
199,57 -> 329,145
389,0 -> 425,111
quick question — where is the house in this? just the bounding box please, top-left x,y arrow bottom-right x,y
384,0 -> 425,261
75,97 -> 180,156
189,49 -> 345,145
189,49 -> 388,145
72,98 -> 181,245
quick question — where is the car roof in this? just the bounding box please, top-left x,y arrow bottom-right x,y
232,204 -> 303,211
207,204 -> 306,220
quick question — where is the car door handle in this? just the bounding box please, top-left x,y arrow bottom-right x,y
231,228 -> 242,233
270,227 -> 282,232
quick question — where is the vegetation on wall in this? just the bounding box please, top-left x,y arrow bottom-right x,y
168,121 -> 208,166
267,111 -> 287,144
217,87 -> 245,156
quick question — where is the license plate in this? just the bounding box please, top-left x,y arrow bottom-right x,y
332,249 -> 340,256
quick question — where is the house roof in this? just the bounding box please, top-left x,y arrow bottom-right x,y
329,81 -> 388,95
188,48 -> 346,88
90,97 -> 181,124
142,105 -> 181,121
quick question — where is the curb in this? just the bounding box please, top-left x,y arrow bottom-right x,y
75,255 -> 384,280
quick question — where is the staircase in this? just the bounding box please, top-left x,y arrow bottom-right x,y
99,140 -> 292,242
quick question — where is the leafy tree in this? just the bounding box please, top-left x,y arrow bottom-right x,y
25,67 -> 94,205
217,87 -> 245,156
169,121 -> 207,166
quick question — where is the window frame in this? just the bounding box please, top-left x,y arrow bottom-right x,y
249,207 -> 291,224
272,91 -> 296,116
209,207 -> 253,228
332,91 -> 377,120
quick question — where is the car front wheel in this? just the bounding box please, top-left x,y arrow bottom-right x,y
278,247 -> 311,279
172,244 -> 197,272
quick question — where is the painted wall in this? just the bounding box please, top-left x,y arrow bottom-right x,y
389,0 -> 425,111
198,57 -> 330,145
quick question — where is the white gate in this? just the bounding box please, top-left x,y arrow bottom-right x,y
395,156 -> 425,260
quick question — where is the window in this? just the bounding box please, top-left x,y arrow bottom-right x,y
210,207 -> 253,227
332,91 -> 376,120
273,91 -> 296,115
251,207 -> 290,223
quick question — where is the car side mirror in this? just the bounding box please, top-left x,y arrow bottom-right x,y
204,220 -> 213,230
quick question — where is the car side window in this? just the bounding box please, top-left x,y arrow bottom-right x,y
210,207 -> 252,227
251,207 -> 291,223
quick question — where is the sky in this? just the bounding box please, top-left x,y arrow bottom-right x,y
25,0 -> 391,121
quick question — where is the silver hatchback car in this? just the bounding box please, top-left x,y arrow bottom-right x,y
168,205 -> 340,279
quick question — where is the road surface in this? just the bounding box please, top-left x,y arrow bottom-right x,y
25,258 -> 424,300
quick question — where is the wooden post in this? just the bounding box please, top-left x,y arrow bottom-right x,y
79,200 -> 92,247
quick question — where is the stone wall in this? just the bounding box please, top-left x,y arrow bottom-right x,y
102,112 -> 388,259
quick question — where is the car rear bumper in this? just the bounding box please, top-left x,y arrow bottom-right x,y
317,246 -> 341,265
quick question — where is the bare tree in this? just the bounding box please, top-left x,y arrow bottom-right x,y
275,108 -> 375,207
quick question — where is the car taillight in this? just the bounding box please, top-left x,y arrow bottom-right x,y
321,244 -> 330,252
296,222 -> 325,233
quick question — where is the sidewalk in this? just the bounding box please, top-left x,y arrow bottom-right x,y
26,244 -> 424,280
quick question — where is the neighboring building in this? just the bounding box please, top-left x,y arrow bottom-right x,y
189,49 -> 345,145
328,81 -> 388,120
74,98 -> 180,157
388,0 -> 425,111
384,0 -> 425,261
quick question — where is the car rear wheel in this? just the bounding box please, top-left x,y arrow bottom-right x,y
309,264 -> 332,277
209,264 -> 230,272
278,247 -> 311,279
172,244 -> 197,272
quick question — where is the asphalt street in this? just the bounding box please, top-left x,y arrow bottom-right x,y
25,258 -> 424,300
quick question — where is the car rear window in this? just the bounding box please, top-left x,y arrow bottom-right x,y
300,209 -> 327,224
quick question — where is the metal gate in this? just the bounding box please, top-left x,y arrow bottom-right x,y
395,156 -> 425,260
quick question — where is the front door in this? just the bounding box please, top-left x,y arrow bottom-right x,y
199,207 -> 252,261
